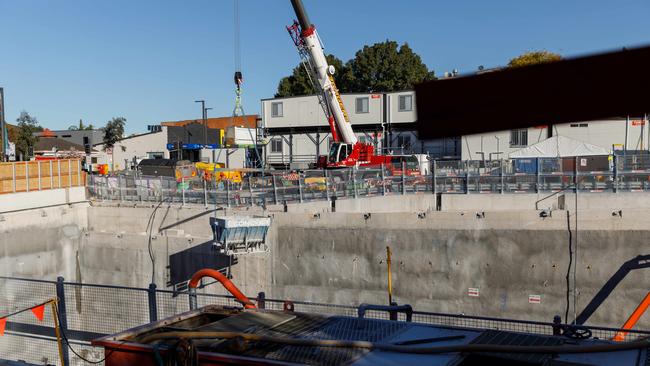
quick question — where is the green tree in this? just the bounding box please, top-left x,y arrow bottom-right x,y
346,41 -> 434,92
15,111 -> 41,160
102,117 -> 126,151
68,119 -> 94,130
276,54 -> 351,97
508,50 -> 562,68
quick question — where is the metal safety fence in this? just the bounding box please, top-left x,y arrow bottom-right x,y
1,276 -> 650,365
87,154 -> 650,207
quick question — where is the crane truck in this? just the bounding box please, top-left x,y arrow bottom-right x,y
287,0 -> 411,170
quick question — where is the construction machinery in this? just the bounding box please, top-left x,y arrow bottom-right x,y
287,0 -> 406,169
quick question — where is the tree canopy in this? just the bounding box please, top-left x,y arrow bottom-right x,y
508,50 -> 562,68
347,41 -> 434,92
276,54 -> 351,97
15,111 -> 41,160
102,117 -> 126,151
276,41 -> 434,97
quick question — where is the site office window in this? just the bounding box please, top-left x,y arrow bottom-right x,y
398,95 -> 413,112
355,97 -> 369,114
510,129 -> 528,148
271,102 -> 283,117
396,134 -> 412,150
271,138 -> 283,153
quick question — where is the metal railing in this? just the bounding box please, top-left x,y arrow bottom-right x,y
1,275 -> 649,365
87,154 -> 650,207
88,164 -> 432,207
0,159 -> 84,194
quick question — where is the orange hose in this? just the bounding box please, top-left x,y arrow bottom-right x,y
188,268 -> 256,309
613,291 -> 650,341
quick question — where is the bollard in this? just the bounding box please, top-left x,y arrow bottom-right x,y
148,283 -> 158,322
56,277 -> 70,365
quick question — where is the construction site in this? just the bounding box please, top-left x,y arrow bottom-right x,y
2,0 -> 650,365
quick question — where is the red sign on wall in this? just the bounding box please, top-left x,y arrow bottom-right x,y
632,120 -> 645,126
371,94 -> 381,99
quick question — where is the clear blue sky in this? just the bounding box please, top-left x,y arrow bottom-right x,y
1,0 -> 648,133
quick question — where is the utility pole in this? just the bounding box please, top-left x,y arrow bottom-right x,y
195,100 -> 206,146
0,87 -> 5,162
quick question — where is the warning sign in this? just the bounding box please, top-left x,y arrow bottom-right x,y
528,294 -> 541,304
468,288 -> 480,297
632,120 -> 645,126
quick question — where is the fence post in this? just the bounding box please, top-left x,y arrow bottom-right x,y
189,287 -> 198,310
58,160 -> 62,188
271,175 -> 278,205
160,176 -> 164,203
38,161 -> 42,190
49,160 -> 54,190
68,159 -> 72,188
298,172 -> 304,203
381,164 -> 386,196
257,292 -> 266,309
148,283 -> 158,322
402,161 -> 406,195
181,177 -> 185,206
248,174 -> 254,207
227,179 -> 232,207
56,277 -> 70,365
118,175 -> 123,201
431,159 -> 436,195
77,160 -> 81,187
613,155 -> 618,193
465,160 -> 470,194
25,161 -> 29,192
536,158 -> 540,193
12,162 -> 16,193
500,160 -> 505,194
353,168 -> 358,199
574,156 -> 578,192
324,169 -> 330,201
203,179 -> 208,207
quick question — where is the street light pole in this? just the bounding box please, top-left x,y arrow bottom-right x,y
205,107 -> 213,163
195,100 -> 206,146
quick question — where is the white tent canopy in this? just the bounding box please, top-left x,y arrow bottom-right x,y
509,135 -> 610,158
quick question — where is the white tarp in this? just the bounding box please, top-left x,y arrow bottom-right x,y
509,135 -> 610,158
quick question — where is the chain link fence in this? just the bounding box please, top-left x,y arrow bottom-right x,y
87,154 -> 650,208
2,276 -> 650,365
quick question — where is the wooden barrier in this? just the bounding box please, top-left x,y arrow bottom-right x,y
0,159 -> 85,194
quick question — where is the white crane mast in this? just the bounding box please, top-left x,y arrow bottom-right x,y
288,0 -> 358,145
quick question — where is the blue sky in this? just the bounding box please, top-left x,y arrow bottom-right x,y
1,0 -> 648,133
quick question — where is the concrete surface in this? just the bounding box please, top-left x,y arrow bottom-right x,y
0,186 -> 87,213
1,192 -> 650,331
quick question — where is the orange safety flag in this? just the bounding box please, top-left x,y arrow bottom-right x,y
0,318 -> 5,336
31,304 -> 45,322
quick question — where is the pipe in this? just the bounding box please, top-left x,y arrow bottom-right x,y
140,331 -> 650,354
613,291 -> 650,342
188,268 -> 256,309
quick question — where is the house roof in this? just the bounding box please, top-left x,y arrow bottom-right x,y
509,135 -> 610,158
34,137 -> 86,152
161,115 -> 258,130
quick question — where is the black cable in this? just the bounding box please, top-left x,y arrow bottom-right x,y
565,210 -> 573,323
54,304 -> 121,364
147,198 -> 169,284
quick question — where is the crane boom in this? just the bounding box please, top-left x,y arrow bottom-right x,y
289,0 -> 357,145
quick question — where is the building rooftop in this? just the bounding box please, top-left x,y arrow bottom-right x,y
161,115 -> 258,130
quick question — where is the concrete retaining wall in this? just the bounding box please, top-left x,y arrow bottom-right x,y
0,186 -> 87,213
2,193 -> 650,329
